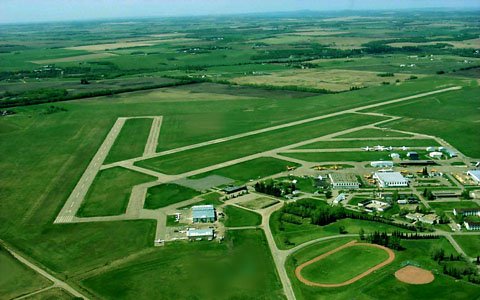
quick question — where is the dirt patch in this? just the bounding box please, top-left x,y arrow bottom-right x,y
394,265 -> 434,284
295,240 -> 395,287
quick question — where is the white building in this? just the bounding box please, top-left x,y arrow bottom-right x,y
370,161 -> 394,168
428,151 -> 443,159
390,153 -> 400,159
467,170 -> 480,184
373,171 -> 409,187
426,147 -> 436,152
333,193 -> 346,204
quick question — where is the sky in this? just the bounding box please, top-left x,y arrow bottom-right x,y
1,0 -> 479,24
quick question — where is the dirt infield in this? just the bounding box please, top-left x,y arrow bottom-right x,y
295,240 -> 395,288
394,266 -> 434,284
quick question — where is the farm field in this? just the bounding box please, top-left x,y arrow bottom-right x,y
223,205 -> 262,227
0,8 -> 478,300
81,229 -> 284,300
0,246 -> 51,299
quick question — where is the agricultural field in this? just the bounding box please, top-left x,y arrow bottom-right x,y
0,8 -> 478,300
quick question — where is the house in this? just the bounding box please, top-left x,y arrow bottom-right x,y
373,171 -> 409,187
407,152 -> 419,160
370,161 -> 394,168
464,220 -> 480,230
187,228 -> 214,240
453,208 -> 480,217
431,191 -> 460,199
428,151 -> 443,159
333,193 -> 346,204
358,199 -> 390,212
406,213 -> 424,222
192,205 -> 216,223
467,170 -> 480,184
419,214 -> 438,225
328,173 -> 360,189
426,147 -> 436,152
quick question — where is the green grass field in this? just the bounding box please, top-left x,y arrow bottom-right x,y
334,128 -> 413,138
300,244 -> 390,284
81,229 -> 284,299
287,237 -> 476,300
177,192 -> 224,209
452,235 -> 480,257
144,183 -> 201,209
224,205 -> 262,227
428,201 -> 480,215
298,138 -> 439,149
136,113 -> 386,174
240,197 -> 280,210
104,118 -> 153,164
270,213 -> 414,250
77,167 -> 155,217
189,157 -> 299,183
0,246 -> 51,299
22,288 -> 75,300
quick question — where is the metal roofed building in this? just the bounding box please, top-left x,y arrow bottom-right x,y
187,228 -> 214,240
467,170 -> 480,184
192,205 -> 216,223
328,173 -> 360,189
373,171 -> 409,188
370,161 -> 394,168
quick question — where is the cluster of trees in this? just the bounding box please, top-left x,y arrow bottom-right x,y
280,200 -> 418,231
422,188 -> 435,200
431,246 -> 480,283
365,231 -> 403,250
377,72 -> 395,77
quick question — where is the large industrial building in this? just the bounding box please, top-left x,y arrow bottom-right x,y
187,228 -> 214,240
328,173 -> 360,189
373,171 -> 409,187
192,205 -> 216,223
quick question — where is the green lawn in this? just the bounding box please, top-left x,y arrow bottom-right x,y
0,246 -> 52,299
240,197 -> 280,210
189,157 -> 299,183
286,237 -> 476,300
104,118 -> 153,164
428,201 -> 479,215
224,205 -> 262,227
452,235 -> 480,258
270,213 -> 414,250
177,192 -> 224,209
334,128 -> 413,138
81,229 -> 285,300
279,151 -> 393,163
300,244 -> 390,284
298,138 -> 439,149
135,113 -> 386,174
144,183 -> 201,209
77,167 -> 155,217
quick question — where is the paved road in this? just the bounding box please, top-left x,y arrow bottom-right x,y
102,86 -> 461,169
55,117 -> 127,223
144,116 -> 163,156
1,240 -> 89,300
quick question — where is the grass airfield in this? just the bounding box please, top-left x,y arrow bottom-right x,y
0,10 -> 479,300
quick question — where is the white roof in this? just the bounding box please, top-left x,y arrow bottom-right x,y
374,171 -> 408,183
187,229 -> 213,237
468,170 -> 480,181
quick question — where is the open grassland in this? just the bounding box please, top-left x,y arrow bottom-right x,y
22,287 -> 75,300
224,205 -> 262,227
279,151 -> 394,163
299,244 -> 390,284
428,201 -> 480,215
240,197 -> 280,210
0,246 -> 51,299
177,192 -> 223,209
287,237 -> 476,300
136,113 -> 387,174
189,157 -> 298,183
270,213 -> 414,250
370,85 -> 480,158
297,138 -> 439,149
77,167 -> 155,217
452,235 -> 480,257
104,118 -> 153,164
388,38 -> 480,49
230,69 -> 414,92
81,230 -> 284,300
334,128 -> 413,138
31,52 -> 118,64
144,183 -> 201,209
